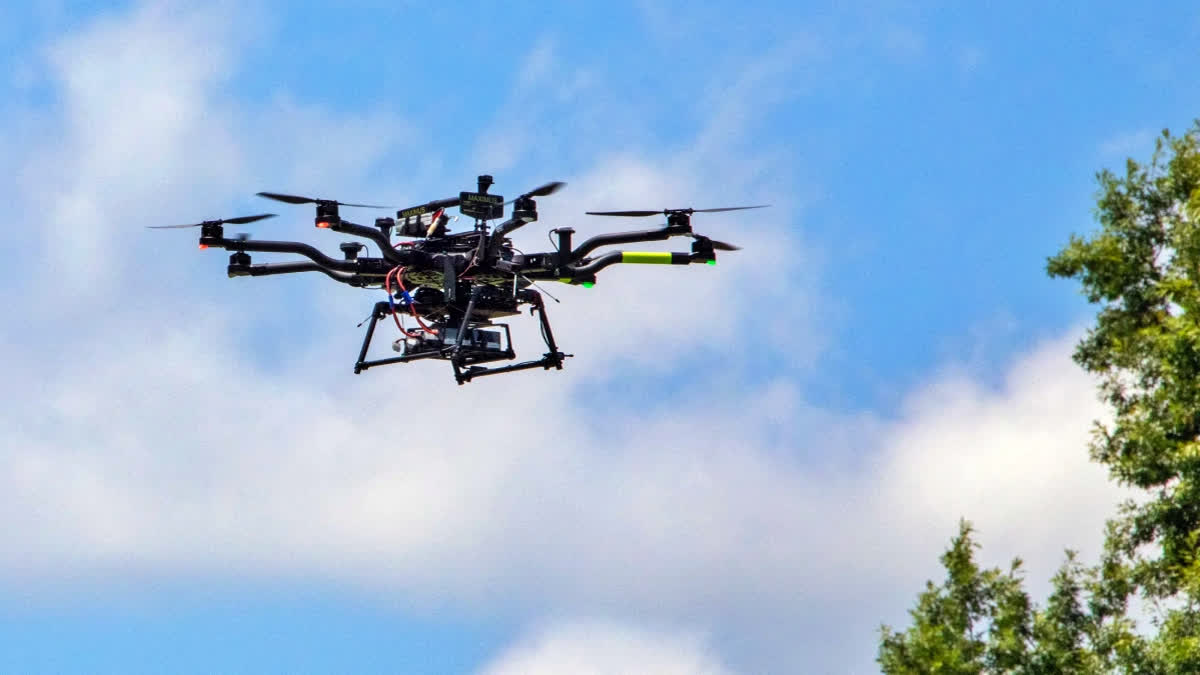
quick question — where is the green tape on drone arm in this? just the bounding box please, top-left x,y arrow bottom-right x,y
622,252 -> 680,265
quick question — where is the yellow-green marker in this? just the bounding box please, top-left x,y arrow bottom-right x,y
621,252 -> 696,265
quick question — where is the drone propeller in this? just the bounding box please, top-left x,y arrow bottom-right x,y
585,205 -> 769,217
693,234 -> 741,251
147,213 -> 277,229
256,192 -> 391,209
505,181 -> 566,204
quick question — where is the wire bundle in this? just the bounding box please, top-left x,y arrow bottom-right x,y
385,266 -> 438,337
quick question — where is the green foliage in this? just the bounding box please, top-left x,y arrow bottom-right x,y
1047,124 -> 1200,604
878,522 -> 1115,674
883,123 -> 1200,673
878,521 -> 1022,673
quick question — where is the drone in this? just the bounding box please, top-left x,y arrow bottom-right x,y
152,175 -> 766,384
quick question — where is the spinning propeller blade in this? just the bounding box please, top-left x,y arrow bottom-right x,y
584,204 -> 764,249
694,235 -> 741,251
256,192 -> 391,209
147,213 -> 277,229
690,205 -> 771,214
586,205 -> 770,217
583,209 -> 661,217
524,181 -> 566,198
223,214 -> 276,225
505,180 -> 567,204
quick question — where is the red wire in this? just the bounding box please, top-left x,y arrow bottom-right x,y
391,266 -> 437,335
385,266 -> 422,338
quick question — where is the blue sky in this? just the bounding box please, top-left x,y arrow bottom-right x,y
2,1 -> 1198,673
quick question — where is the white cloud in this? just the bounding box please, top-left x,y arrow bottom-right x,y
0,3 -> 1133,674
16,0 -> 418,302
516,36 -> 558,91
27,2 -> 247,294
478,621 -> 731,675
506,156 -> 825,375
469,36 -> 618,173
0,313 -> 1126,672
867,331 -> 1126,590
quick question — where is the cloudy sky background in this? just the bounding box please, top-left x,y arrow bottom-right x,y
2,1 -> 1198,672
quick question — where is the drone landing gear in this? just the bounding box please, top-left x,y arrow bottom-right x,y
353,301 -> 445,373
351,289 -> 571,384
451,290 -> 570,385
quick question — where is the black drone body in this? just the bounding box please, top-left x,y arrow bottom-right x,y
154,176 -> 766,384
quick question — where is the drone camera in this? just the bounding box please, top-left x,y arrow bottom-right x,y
394,334 -> 437,355
391,324 -> 508,359
442,326 -> 504,353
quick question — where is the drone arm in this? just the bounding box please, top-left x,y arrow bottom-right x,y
484,216 -> 529,259
228,261 -> 356,283
485,195 -> 540,259
560,249 -> 713,279
203,236 -> 358,271
568,224 -> 692,262
203,236 -> 421,278
328,221 -> 407,265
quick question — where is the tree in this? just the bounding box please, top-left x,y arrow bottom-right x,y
878,521 -> 1113,674
881,123 -> 1200,672
1047,124 -> 1200,670
878,520 -> 1032,673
